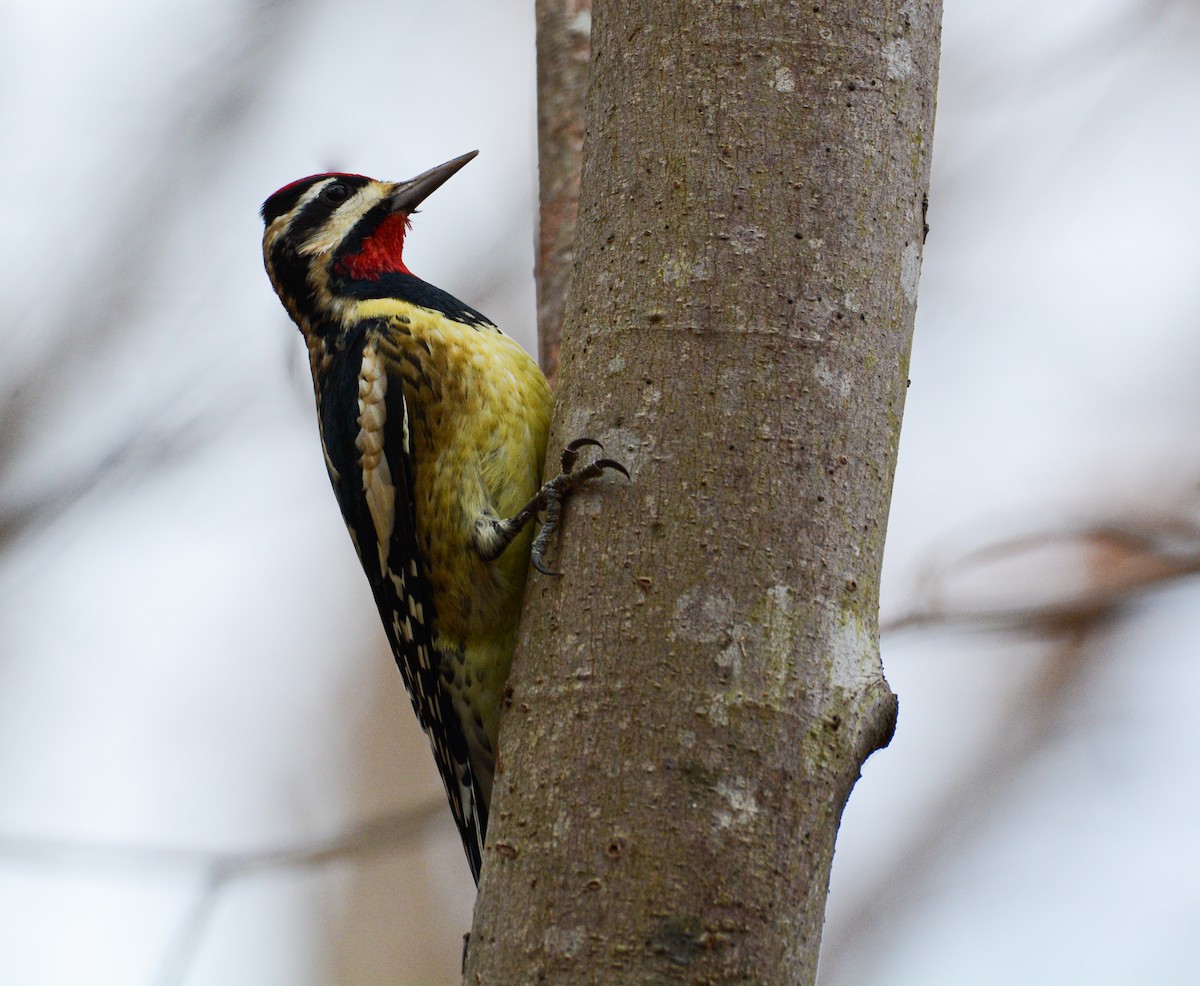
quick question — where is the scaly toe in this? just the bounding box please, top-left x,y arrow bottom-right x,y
562,436 -> 603,471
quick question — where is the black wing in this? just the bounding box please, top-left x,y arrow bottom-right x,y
316,319 -> 485,881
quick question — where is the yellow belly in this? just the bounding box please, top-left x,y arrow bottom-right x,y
362,300 -> 553,799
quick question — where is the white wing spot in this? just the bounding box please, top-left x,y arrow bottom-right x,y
399,386 -> 411,453
355,341 -> 396,558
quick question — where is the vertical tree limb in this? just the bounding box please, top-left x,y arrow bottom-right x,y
469,1 -> 941,981
534,0 -> 592,386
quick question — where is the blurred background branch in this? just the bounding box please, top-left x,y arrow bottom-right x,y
533,0 -> 591,387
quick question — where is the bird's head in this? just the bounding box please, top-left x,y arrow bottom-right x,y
261,150 -> 478,332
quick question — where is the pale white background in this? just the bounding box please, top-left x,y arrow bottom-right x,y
1,1 -> 1197,984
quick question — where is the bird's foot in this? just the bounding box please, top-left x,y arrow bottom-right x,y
530,438 -> 629,576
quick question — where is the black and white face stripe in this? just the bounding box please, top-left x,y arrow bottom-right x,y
261,174 -> 385,324
260,173 -> 371,226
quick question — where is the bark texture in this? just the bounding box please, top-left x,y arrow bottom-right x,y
534,0 -> 592,386
467,0 -> 940,982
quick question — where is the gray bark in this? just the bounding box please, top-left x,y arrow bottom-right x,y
467,0 -> 941,981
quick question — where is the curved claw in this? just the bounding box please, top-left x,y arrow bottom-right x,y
593,458 -> 630,480
527,437 -> 629,577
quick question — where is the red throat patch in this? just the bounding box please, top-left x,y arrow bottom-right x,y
338,212 -> 413,279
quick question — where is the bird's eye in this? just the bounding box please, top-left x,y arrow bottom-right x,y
321,182 -> 350,205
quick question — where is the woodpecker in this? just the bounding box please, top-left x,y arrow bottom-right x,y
260,151 -> 624,883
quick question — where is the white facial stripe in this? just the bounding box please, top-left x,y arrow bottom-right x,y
291,177 -> 336,216
297,181 -> 391,256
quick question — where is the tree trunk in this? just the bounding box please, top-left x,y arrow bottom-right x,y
466,0 -> 940,982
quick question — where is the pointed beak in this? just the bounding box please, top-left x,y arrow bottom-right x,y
388,150 -> 479,213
